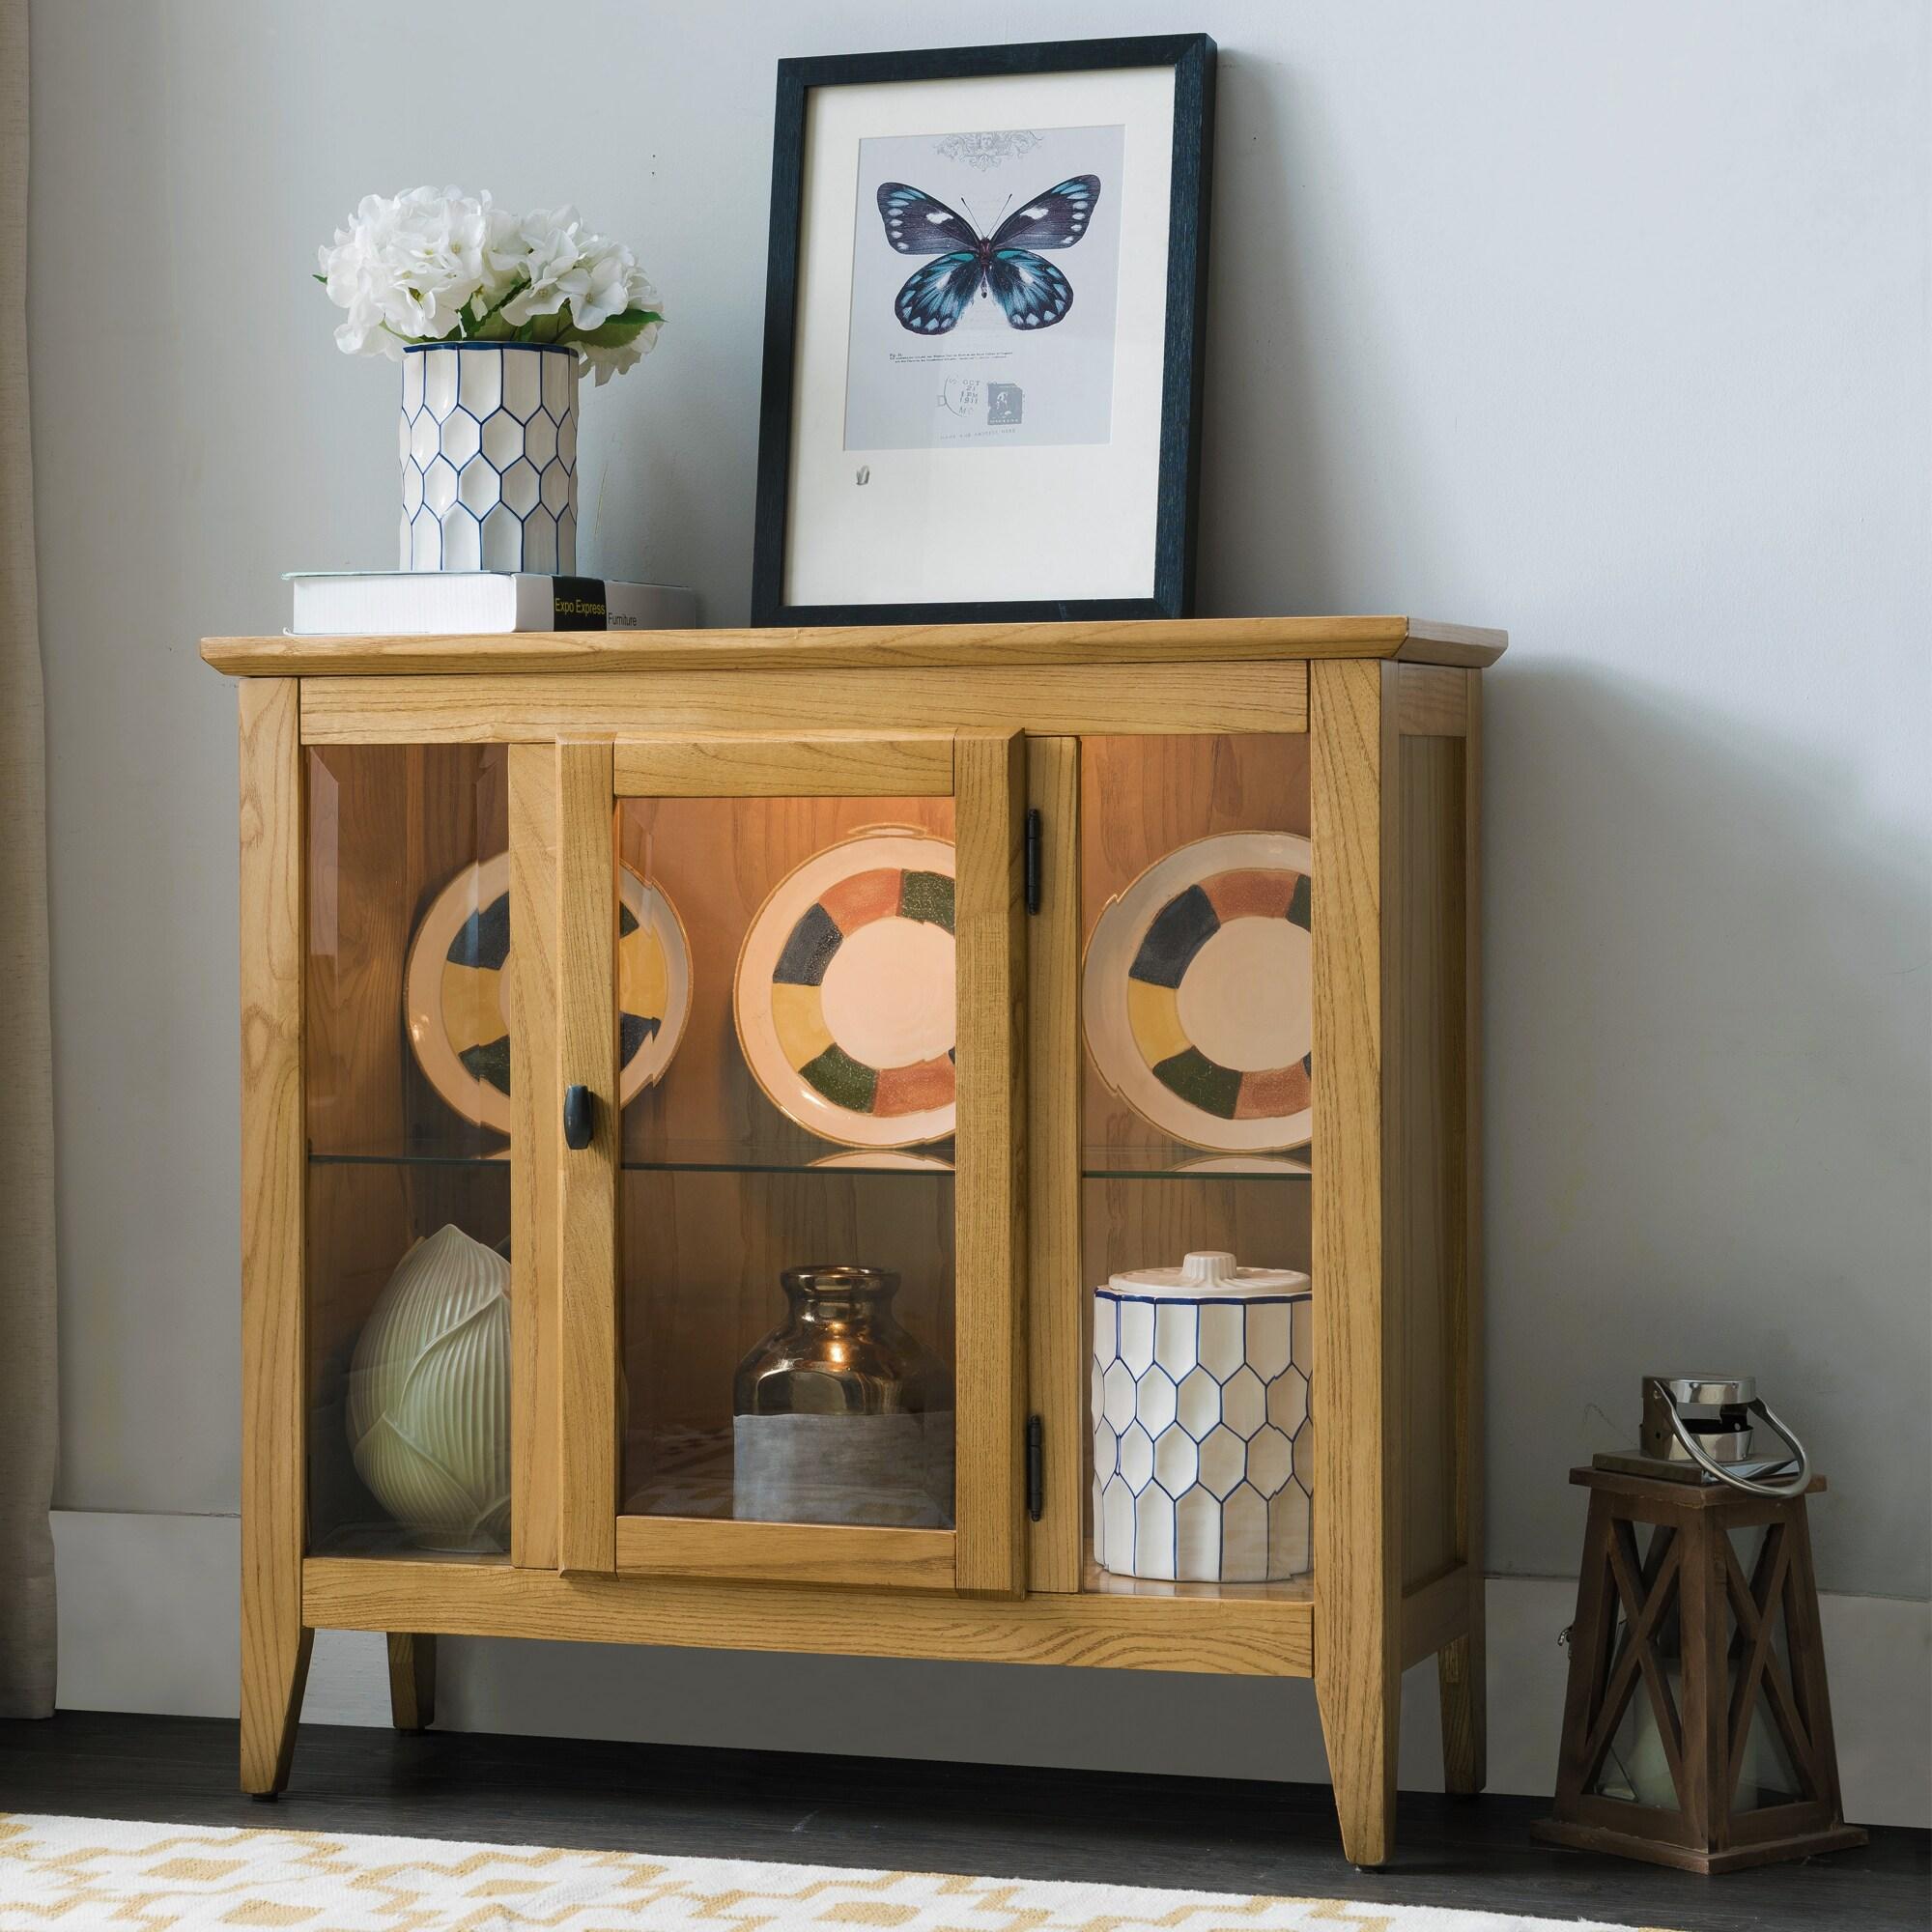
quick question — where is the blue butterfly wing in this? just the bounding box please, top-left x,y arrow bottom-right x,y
877,183 -> 978,256
894,251 -> 984,334
988,177 -> 1100,251
985,249 -> 1073,330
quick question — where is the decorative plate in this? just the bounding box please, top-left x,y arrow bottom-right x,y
1175,1153 -> 1311,1177
405,854 -> 690,1133
809,1150 -> 955,1173
735,831 -> 956,1149
1083,831 -> 1313,1152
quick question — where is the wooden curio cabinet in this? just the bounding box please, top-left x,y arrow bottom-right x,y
206,616 -> 1501,1867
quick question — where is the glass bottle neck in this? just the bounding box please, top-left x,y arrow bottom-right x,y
782,1271 -> 897,1329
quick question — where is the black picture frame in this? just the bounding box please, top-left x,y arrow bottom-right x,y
750,33 -> 1216,628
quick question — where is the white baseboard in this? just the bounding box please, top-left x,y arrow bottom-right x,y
49,1510 -> 1932,1830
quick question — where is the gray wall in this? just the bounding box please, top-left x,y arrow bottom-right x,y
31,0 -> 1928,1652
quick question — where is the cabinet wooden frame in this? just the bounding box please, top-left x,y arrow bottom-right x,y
591,728 -> 1028,1598
213,627 -> 1495,1870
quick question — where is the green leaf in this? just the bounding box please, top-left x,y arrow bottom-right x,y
511,309 -> 569,345
575,308 -> 663,349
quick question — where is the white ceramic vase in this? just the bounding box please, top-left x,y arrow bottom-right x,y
399,342 -> 578,572
1091,1250 -> 1313,1583
347,1223 -> 511,1552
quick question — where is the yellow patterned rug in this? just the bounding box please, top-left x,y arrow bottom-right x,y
0,1814 -> 1666,1932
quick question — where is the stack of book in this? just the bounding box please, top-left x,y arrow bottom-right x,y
286,571 -> 696,636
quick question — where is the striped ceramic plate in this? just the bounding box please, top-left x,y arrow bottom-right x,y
405,854 -> 689,1133
734,831 -> 956,1149
1083,831 -> 1313,1152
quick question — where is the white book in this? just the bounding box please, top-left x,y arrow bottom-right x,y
287,571 -> 696,636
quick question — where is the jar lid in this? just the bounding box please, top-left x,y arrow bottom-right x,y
1101,1250 -> 1311,1299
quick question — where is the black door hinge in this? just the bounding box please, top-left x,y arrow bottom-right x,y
1024,809 -> 1042,915
1026,1413 -> 1043,1520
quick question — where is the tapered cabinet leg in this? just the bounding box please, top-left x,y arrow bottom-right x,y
1438,1612 -> 1488,1795
386,1633 -> 437,1732
383,1631 -> 437,1739
236,678 -> 309,1800
1318,1668 -> 1400,1867
240,1620 -> 312,1797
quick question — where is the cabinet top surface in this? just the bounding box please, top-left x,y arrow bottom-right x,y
201,614 -> 1506,678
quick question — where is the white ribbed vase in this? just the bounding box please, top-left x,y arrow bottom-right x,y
1092,1250 -> 1313,1583
399,341 -> 578,572
347,1224 -> 511,1552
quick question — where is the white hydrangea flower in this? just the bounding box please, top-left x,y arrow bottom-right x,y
319,187 -> 663,376
497,208 -> 651,333
318,185 -> 509,357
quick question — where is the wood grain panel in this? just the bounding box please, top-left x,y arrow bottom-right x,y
1392,622 -> 1511,668
507,745 -> 560,1570
206,614 -> 1506,678
614,733 -> 953,797
952,730 -> 1028,1598
1025,738 -> 1083,1593
297,663 -> 1309,744
303,1557 -> 1314,1677
555,740 -> 618,1573
1392,728 -> 1467,1594
1393,665 -> 1470,736
1310,658 -> 1400,1868
237,678 -> 310,1794
615,1516 -> 955,1590
1401,1564 -> 1473,1668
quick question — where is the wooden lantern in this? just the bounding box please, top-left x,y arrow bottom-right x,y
1534,1466 -> 1867,1874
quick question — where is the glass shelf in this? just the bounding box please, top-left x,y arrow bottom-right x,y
308,1140 -> 957,1177
313,1144 -> 1314,1175
309,1144 -> 1307,1179
309,1147 -> 508,1168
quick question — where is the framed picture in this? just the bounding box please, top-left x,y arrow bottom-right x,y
751,34 -> 1215,626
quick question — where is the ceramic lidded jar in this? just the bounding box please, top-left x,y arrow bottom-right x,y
1092,1250 -> 1313,1583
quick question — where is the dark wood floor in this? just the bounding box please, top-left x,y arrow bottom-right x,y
0,1712 -> 1921,1931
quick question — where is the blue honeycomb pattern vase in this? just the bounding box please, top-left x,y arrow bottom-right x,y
1091,1250 -> 1313,1582
400,342 -> 578,572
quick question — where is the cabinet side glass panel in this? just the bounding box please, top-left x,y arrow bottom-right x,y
304,744 -> 512,1560
1078,734 -> 1313,1597
616,793 -> 957,1529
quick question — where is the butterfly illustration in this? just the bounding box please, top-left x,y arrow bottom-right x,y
876,175 -> 1101,334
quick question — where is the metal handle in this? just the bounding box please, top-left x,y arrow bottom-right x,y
1662,1389 -> 1812,1497
562,1084 -> 594,1151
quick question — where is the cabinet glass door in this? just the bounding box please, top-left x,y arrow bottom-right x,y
559,733 -> 1024,1592
303,743 -> 519,1562
1075,733 -> 1314,1595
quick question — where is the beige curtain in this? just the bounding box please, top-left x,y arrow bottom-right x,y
0,0 -> 55,1719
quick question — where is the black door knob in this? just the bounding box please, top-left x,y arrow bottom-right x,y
562,1084 -> 594,1151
